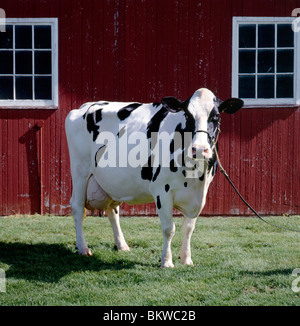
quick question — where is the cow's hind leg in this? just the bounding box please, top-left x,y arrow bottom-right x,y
107,207 -> 130,251
155,193 -> 175,268
180,216 -> 197,266
70,173 -> 92,256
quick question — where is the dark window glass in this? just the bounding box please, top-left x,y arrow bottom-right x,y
34,26 -> 51,49
277,75 -> 293,98
258,24 -> 275,48
239,76 -> 255,98
258,50 -> 274,73
16,51 -> 32,74
16,76 -> 33,99
35,51 -> 51,74
277,24 -> 294,48
0,51 -> 13,74
15,26 -> 32,49
0,25 -> 13,49
277,50 -> 294,73
258,75 -> 274,98
0,76 -> 13,99
239,50 -> 255,73
35,76 -> 52,99
239,25 -> 256,48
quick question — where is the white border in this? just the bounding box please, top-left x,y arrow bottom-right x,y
232,17 -> 300,107
0,18 -> 58,109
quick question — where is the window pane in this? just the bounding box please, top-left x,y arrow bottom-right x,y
239,76 -> 255,98
277,75 -> 293,98
258,24 -> 275,48
0,25 -> 13,49
35,76 -> 52,99
35,51 -> 51,74
277,50 -> 294,73
16,51 -> 32,74
258,50 -> 274,73
16,76 -> 33,99
15,26 -> 32,49
34,26 -> 51,49
239,50 -> 255,73
277,24 -> 294,47
0,76 -> 13,99
0,51 -> 13,73
258,75 -> 274,98
239,25 -> 256,48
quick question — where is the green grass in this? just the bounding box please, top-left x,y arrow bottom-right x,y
0,214 -> 299,306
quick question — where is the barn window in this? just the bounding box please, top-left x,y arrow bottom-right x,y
232,17 -> 300,107
0,18 -> 58,108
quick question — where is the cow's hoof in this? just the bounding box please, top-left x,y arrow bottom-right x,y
119,245 -> 130,252
160,261 -> 174,268
114,244 -> 130,252
78,248 -> 92,256
181,259 -> 194,266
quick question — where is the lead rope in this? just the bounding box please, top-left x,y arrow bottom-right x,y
213,145 -> 300,233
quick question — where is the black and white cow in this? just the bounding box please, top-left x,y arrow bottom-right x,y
65,88 -> 243,267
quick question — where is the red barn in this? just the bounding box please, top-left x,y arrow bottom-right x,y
0,0 -> 299,216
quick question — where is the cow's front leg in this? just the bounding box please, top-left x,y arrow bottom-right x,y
180,216 -> 197,266
107,207 -> 130,251
155,194 -> 175,268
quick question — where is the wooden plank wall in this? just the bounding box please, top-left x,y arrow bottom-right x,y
0,0 -> 299,216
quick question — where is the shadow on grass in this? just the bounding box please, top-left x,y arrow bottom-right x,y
0,242 -> 137,283
240,268 -> 294,277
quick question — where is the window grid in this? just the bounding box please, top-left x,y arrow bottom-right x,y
0,18 -> 58,108
238,22 -> 295,100
232,17 -> 300,107
0,25 -> 52,101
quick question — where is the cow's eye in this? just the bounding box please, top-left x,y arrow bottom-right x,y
211,114 -> 220,122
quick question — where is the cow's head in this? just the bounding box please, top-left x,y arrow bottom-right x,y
161,88 -> 243,160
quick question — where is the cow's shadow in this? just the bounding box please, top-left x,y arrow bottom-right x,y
0,242 -> 138,283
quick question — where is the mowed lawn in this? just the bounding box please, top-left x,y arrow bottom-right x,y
0,214 -> 299,306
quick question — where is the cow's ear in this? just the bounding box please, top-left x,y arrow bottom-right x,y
218,98 -> 244,114
161,97 -> 184,113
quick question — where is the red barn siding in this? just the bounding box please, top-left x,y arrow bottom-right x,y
0,0 -> 299,216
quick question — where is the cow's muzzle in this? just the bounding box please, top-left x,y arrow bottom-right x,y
191,145 -> 212,160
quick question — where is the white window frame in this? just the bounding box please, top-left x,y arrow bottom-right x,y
232,17 -> 300,107
0,18 -> 58,109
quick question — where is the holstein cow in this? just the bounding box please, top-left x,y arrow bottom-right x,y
65,88 -> 243,268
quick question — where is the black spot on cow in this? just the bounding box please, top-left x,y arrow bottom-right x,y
170,159 -> 178,173
117,103 -> 142,121
141,155 -> 154,181
169,113 -> 196,170
146,107 -> 169,139
184,182 -> 188,188
156,196 -> 162,209
182,170 -> 186,177
152,165 -> 161,182
83,102 -> 108,119
86,108 -> 103,142
199,173 -> 205,181
165,184 -> 170,192
207,149 -> 218,176
152,102 -> 161,108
